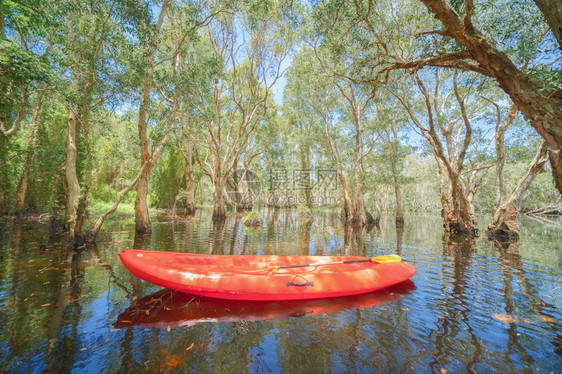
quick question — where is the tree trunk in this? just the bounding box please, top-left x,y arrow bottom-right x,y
446,172 -> 478,236
212,175 -> 226,221
338,170 -> 354,223
185,145 -> 195,216
394,182 -> 404,227
487,141 -> 549,241
14,88 -> 44,215
389,126 -> 404,227
63,108 -> 82,242
436,161 -> 477,236
300,144 -> 313,209
350,160 -> 369,226
134,161 -> 152,234
134,2 -> 168,234
533,0 -> 562,48
494,105 -> 517,208
419,0 -> 562,196
134,72 -> 153,234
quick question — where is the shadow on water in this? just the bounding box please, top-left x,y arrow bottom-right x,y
0,209 -> 561,372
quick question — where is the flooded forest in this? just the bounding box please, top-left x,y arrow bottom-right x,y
1,0 -> 561,372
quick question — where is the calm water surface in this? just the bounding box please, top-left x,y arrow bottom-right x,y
0,209 -> 560,373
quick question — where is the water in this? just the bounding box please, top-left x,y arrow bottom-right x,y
0,209 -> 560,373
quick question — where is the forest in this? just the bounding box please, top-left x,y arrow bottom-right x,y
1,0 -> 560,246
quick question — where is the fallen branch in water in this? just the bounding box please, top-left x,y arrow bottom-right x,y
523,205 -> 562,216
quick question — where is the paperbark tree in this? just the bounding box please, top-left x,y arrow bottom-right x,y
480,98 -> 551,240
384,121 -> 405,227
135,0 -> 223,231
311,48 -> 380,226
62,0 -> 118,244
395,70 -> 481,236
190,10 -> 288,221
376,0 -> 562,196
134,1 -> 170,234
87,137 -> 168,241
14,86 -> 44,214
487,141 -> 549,241
179,130 -> 196,215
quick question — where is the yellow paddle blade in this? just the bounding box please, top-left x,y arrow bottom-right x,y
371,254 -> 402,263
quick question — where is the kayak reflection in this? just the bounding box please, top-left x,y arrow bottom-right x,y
115,280 -> 415,329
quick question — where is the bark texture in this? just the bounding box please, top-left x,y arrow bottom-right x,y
14,88 -> 44,214
63,108 -> 81,242
533,0 -> 562,48
397,70 -> 478,236
182,137 -> 196,215
134,1 -> 169,234
487,141 -> 549,241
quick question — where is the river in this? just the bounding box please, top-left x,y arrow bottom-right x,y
0,209 -> 560,373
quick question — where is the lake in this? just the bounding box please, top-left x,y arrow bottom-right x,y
1,209 -> 560,373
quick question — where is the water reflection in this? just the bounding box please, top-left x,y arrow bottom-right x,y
427,235 -> 480,372
490,238 -> 562,363
0,209 -> 561,373
116,281 -> 415,329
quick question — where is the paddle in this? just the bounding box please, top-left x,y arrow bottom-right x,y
245,254 -> 402,273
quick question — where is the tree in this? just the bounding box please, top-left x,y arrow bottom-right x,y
375,100 -> 413,227
189,6 -> 289,221
61,0 -> 122,243
484,100 -> 550,240
393,69 -> 489,235
133,0 -> 170,234
382,0 -> 562,195
134,0 -> 224,232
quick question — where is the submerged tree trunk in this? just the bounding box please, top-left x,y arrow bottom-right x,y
300,144 -> 313,209
212,174 -> 226,221
63,108 -> 82,242
487,141 -> 549,241
134,154 -> 151,234
338,170 -> 354,222
14,88 -> 44,215
134,2 -> 169,234
134,71 -> 154,234
394,181 -> 404,227
183,137 -> 196,215
388,124 -> 404,227
445,172 -> 478,236
324,106 -> 372,227
397,71 -> 479,237
493,105 -> 518,209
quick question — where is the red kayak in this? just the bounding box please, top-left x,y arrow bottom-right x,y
119,249 -> 416,301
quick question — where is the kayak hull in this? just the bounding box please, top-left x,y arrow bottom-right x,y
119,249 -> 417,301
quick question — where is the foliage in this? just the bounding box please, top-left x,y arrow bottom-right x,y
0,0 -> 559,232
